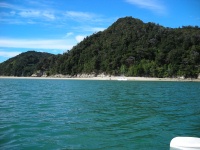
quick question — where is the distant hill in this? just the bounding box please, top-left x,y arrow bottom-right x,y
1,17 -> 200,78
0,51 -> 55,76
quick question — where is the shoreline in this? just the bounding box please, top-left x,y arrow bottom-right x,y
0,76 -> 200,82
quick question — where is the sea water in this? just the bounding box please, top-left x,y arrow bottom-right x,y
0,79 -> 200,150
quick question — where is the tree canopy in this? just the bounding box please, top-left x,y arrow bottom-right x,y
0,51 -> 55,76
0,17 -> 200,78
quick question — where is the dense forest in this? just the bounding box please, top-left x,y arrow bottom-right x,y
0,17 -> 200,78
0,51 -> 55,76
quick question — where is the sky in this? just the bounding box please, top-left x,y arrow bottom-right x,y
0,0 -> 200,63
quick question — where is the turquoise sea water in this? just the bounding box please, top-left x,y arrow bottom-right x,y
0,79 -> 200,150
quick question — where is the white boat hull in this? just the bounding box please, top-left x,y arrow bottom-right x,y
170,137 -> 200,150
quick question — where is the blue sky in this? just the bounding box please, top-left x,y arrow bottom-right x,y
0,0 -> 200,63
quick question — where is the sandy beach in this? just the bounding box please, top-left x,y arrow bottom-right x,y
0,76 -> 200,82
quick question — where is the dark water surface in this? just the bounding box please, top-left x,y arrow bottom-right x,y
0,79 -> 200,149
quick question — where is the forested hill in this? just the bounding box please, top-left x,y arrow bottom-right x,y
0,51 -> 55,76
47,17 -> 200,78
0,17 -> 200,78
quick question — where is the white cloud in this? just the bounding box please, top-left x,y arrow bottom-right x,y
0,1 -> 110,31
65,32 -> 74,37
19,10 -> 40,18
43,11 -> 55,20
64,11 -> 99,23
25,0 -> 55,8
0,2 -> 21,10
125,0 -> 166,14
18,10 -> 55,20
10,11 -> 16,16
0,2 -> 56,21
0,38 -> 75,50
65,11 -> 94,19
0,11 -> 16,17
75,35 -> 85,42
0,51 -> 21,58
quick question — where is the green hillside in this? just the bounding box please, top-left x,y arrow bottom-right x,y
0,51 -> 55,76
1,17 -> 200,78
45,17 -> 200,78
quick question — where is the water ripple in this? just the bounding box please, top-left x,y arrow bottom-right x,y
0,79 -> 200,149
